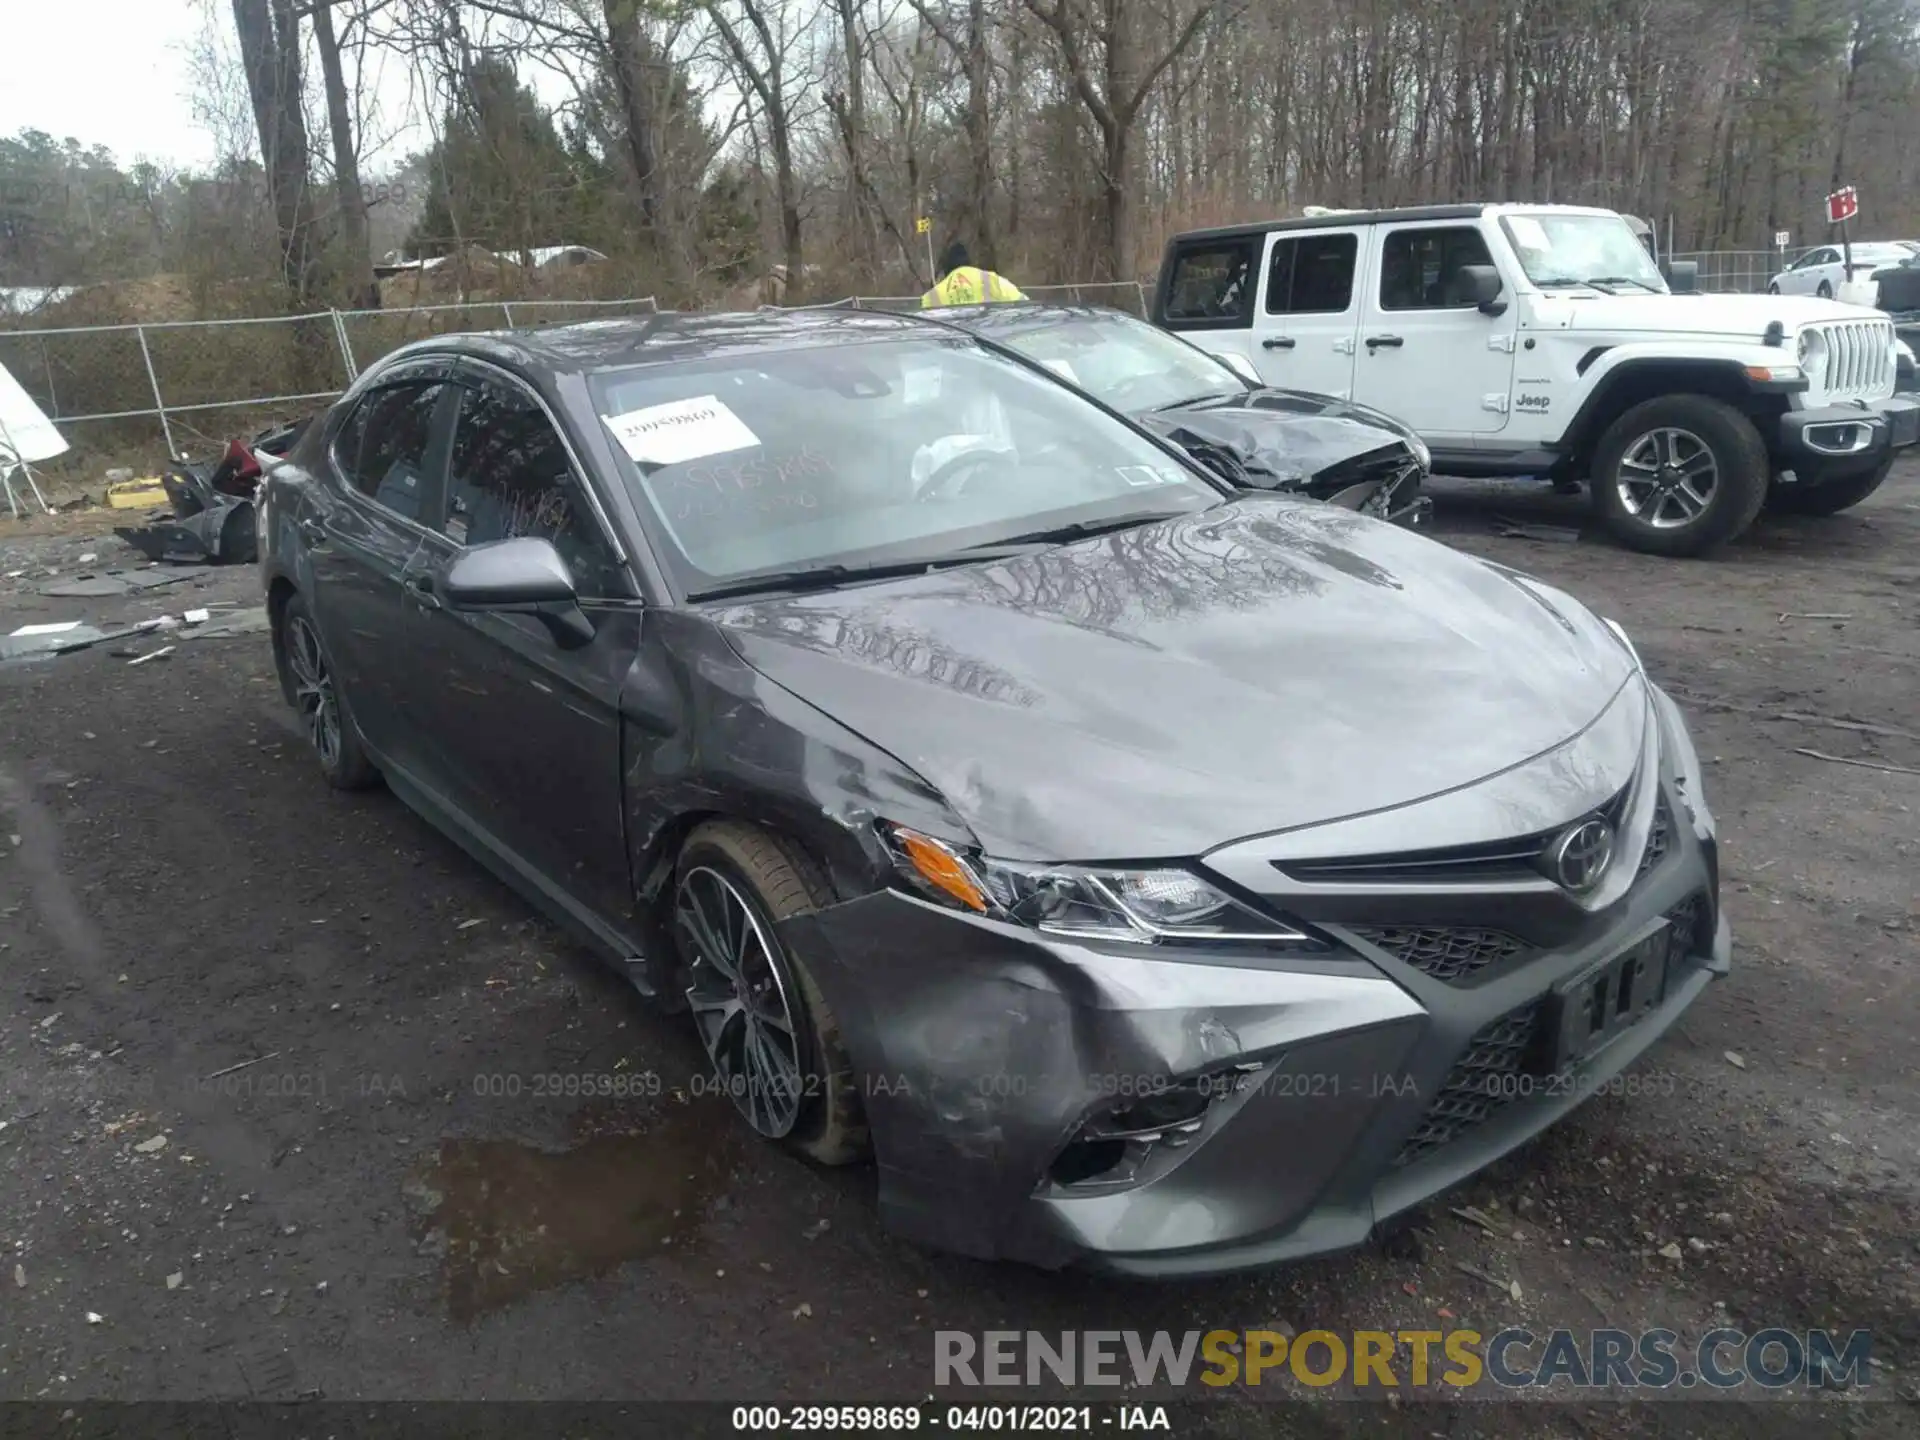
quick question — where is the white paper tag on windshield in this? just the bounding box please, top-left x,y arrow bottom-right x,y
603,395 -> 760,466
1506,215 -> 1549,250
902,365 -> 942,406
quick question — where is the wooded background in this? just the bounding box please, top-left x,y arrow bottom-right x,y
6,0 -> 1920,317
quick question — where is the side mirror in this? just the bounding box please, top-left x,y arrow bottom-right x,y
1217,351 -> 1262,387
440,536 -> 594,647
1459,264 -> 1507,315
1663,260 -> 1699,294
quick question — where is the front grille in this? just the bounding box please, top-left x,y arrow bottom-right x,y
1349,925 -> 1528,983
1809,318 -> 1894,401
1279,784 -> 1629,887
1389,893 -> 1709,1169
1391,1001 -> 1542,1167
1635,792 -> 1673,880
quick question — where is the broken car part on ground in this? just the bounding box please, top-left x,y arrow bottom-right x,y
115,418 -> 310,566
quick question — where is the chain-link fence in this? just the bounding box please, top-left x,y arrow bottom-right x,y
0,284 -> 1150,490
1668,250 -> 1795,294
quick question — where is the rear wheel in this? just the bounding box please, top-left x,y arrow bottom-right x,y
1590,395 -> 1769,557
671,821 -> 867,1165
1765,456 -> 1894,516
279,593 -> 377,790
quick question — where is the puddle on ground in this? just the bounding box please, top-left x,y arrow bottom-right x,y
404,1100 -> 741,1321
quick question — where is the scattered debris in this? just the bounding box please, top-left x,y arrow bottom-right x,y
1793,747 -> 1920,777
1450,1204 -> 1501,1237
1494,517 -> 1582,543
166,1273 -> 183,1290
1778,612 -> 1853,622
86,1311 -> 104,1325
1658,1242 -> 1684,1261
134,1135 -> 169,1154
801,1218 -> 830,1240
204,1051 -> 280,1081
1453,1259 -> 1516,1295
184,608 -> 210,625
12,1265 -> 23,1288
1724,1051 -> 1746,1069
127,646 -> 174,667
791,1302 -> 812,1319
456,918 -> 485,930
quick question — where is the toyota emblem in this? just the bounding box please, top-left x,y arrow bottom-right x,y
1549,818 -> 1615,892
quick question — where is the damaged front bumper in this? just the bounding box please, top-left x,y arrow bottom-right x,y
777,818 -> 1727,1278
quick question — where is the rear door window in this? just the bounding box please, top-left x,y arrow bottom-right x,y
1162,239 -> 1257,325
335,381 -> 447,522
1264,233 -> 1359,314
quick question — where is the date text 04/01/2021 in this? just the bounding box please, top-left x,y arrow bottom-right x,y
730,1404 -> 1172,1432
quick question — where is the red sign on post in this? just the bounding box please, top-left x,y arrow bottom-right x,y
1827,187 -> 1859,224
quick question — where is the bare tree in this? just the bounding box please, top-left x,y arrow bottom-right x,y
232,0 -> 321,304
310,0 -> 381,305
707,0 -> 811,297
1020,0 -> 1215,278
905,0 -> 997,268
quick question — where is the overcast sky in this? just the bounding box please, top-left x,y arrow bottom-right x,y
0,0 -> 446,173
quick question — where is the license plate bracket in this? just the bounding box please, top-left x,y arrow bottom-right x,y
1545,923 -> 1672,1072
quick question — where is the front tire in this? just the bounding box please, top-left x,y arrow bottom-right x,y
1590,395 -> 1769,556
279,594 -> 377,790
1765,456 -> 1894,516
1817,281 -> 1834,299
671,821 -> 868,1166
1768,283 -> 1781,295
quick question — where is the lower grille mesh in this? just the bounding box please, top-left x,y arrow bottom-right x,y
1391,1001 -> 1541,1168
1350,926 -> 1527,983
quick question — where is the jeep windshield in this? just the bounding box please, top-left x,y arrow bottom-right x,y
1500,212 -> 1668,294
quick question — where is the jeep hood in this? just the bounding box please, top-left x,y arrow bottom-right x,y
710,500 -> 1635,861
1528,291 -> 1872,340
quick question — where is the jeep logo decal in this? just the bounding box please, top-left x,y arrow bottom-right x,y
1515,392 -> 1551,412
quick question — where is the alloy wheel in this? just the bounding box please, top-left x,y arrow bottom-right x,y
1616,426 -> 1718,530
675,865 -> 807,1138
285,615 -> 342,771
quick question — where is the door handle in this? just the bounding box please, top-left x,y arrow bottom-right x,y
404,570 -> 443,610
1262,337 -> 1296,350
1366,335 -> 1405,350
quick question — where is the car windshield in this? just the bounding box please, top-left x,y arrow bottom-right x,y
586,334 -> 1226,596
990,312 -> 1242,412
1500,212 -> 1667,292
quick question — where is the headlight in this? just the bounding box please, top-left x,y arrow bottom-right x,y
1796,328 -> 1826,369
882,824 -> 1313,945
1407,433 -> 1431,471
1896,339 -> 1914,367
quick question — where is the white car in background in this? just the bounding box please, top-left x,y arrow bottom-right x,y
1769,241 -> 1918,298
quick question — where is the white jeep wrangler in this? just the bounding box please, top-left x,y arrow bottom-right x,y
1153,203 -> 1920,556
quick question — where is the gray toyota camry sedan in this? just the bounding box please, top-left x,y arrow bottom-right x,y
259,309 -> 1728,1276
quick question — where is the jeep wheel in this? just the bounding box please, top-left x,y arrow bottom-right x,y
1591,395 -> 1769,557
1765,456 -> 1894,517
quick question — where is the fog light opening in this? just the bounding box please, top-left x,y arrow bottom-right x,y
1046,1064 -> 1262,1190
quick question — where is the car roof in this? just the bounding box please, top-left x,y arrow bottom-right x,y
918,301 -> 1136,334
377,307 -> 953,377
1166,202 -> 1622,246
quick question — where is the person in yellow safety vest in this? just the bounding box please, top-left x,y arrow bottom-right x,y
921,242 -> 1025,307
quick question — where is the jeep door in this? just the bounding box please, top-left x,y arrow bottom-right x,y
1350,222 -> 1519,438
1249,228 -> 1366,400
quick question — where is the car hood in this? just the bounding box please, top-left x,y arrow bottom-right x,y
1526,291 -> 1874,339
1132,387 -> 1418,489
710,500 -> 1636,861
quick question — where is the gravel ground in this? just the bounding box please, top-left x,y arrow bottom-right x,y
1,473 -> 1917,1436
